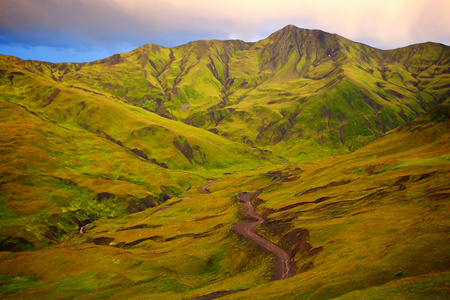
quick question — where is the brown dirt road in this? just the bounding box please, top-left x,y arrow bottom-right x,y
190,183 -> 294,299
232,192 -> 295,280
200,179 -> 220,194
199,179 -> 295,281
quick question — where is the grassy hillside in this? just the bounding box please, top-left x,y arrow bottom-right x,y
0,25 -> 449,299
0,54 -> 277,250
7,25 -> 446,160
0,99 -> 448,300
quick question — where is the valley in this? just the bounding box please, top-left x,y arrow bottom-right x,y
0,25 -> 449,299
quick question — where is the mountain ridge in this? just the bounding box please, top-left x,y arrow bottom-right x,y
1,25 -> 448,160
0,25 -> 449,299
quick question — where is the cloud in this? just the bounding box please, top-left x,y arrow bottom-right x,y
0,0 -> 449,62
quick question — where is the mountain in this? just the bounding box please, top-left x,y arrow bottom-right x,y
0,55 -> 277,251
5,25 -> 448,159
0,25 -> 449,299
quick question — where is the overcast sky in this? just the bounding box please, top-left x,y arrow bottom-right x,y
1,0 -> 449,63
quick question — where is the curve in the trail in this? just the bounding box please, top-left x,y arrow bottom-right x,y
200,179 -> 220,194
232,192 -> 295,280
199,179 -> 295,280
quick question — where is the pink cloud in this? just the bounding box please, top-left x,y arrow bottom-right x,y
1,0 -> 448,61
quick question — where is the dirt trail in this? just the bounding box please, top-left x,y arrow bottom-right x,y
232,192 -> 295,280
200,180 -> 295,280
200,179 -> 220,194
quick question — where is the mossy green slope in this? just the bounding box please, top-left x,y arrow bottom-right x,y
0,98 -> 448,300
224,101 -> 450,299
0,54 -> 276,250
11,25 -> 447,160
0,87 -> 199,251
1,54 -> 274,170
0,25 -> 449,299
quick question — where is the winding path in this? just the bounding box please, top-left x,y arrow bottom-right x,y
199,179 -> 295,281
232,192 -> 295,280
200,179 -> 220,194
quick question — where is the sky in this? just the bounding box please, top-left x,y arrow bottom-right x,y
1,0 -> 449,63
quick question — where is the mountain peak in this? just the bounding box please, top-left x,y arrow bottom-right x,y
269,24 -> 304,39
260,25 -> 340,71
271,24 -> 328,38
280,24 -> 300,32
266,24 -> 338,46
0,22 -> 449,300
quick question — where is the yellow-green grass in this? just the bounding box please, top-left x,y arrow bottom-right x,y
2,26 -> 448,161
0,186 -> 274,299
0,107 -> 448,299
0,60 -> 274,170
219,120 -> 449,299
0,97 -> 203,248
1,51 -> 284,253
0,50 -> 288,253
0,25 -> 449,299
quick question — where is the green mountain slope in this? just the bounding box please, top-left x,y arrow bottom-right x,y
7,25 -> 447,160
1,55 -> 275,170
0,25 -> 449,299
0,54 -> 276,250
0,98 -> 448,300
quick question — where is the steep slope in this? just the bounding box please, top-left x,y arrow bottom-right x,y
218,26 -> 449,158
1,54 -> 275,170
0,25 -> 449,299
13,25 -> 447,160
0,97 -> 196,251
226,100 -> 450,299
0,98 -> 448,300
0,55 -> 276,250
